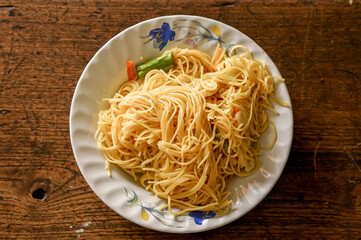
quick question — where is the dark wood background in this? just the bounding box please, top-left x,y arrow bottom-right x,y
1,0 -> 360,239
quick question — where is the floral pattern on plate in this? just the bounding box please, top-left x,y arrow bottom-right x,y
141,19 -> 237,55
124,187 -> 216,227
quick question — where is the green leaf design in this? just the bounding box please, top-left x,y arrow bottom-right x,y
123,187 -> 193,228
179,19 -> 213,36
124,188 -> 139,207
143,38 -> 153,44
139,35 -> 151,39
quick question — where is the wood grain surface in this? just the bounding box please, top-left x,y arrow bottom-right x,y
1,0 -> 361,239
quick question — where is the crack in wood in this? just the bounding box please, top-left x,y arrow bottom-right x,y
211,1 -> 236,7
0,5 -> 17,16
1,110 -> 11,114
0,5 -> 17,10
344,147 -> 361,174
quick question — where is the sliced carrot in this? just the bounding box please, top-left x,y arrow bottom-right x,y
127,60 -> 135,81
233,107 -> 240,117
212,46 -> 225,65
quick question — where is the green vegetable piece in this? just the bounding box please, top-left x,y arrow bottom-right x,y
215,127 -> 220,135
213,126 -> 221,141
136,52 -> 174,78
223,139 -> 230,153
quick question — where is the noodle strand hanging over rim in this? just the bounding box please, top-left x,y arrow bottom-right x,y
95,46 -> 288,215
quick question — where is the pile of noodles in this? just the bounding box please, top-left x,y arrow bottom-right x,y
95,46 -> 288,215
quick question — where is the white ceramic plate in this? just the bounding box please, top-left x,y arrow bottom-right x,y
70,15 -> 293,233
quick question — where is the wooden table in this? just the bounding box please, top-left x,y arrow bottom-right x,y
1,0 -> 360,239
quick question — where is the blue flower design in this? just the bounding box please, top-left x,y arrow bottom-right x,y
149,22 -> 175,51
189,211 -> 216,225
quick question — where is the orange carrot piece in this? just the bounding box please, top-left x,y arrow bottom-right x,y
212,47 -> 224,65
233,107 -> 240,117
127,60 -> 135,81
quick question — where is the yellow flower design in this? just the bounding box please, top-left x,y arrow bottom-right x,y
213,25 -> 221,38
141,209 -> 150,221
